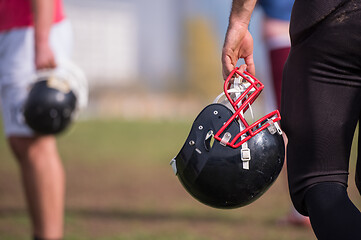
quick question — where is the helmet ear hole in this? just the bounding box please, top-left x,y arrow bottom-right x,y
204,130 -> 215,151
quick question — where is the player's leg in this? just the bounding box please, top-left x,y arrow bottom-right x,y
0,80 -> 65,240
282,1 -> 361,238
283,59 -> 361,238
304,182 -> 361,240
9,136 -> 65,240
283,67 -> 361,237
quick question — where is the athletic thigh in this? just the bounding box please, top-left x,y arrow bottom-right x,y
281,2 -> 361,215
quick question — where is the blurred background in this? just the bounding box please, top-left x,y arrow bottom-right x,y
65,0 -> 275,120
1,0 -> 359,239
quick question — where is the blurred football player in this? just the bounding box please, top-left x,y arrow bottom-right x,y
0,0 -> 72,239
257,0 -> 310,227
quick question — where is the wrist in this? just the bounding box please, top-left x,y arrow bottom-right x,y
35,32 -> 50,46
228,19 -> 249,33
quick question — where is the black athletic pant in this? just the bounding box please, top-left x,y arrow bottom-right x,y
305,182 -> 361,240
281,0 -> 361,239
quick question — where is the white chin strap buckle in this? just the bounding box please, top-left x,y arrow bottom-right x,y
241,147 -> 251,170
241,135 -> 251,170
267,120 -> 283,135
220,132 -> 232,146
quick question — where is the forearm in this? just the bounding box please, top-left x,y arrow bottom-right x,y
32,0 -> 54,48
228,0 -> 257,29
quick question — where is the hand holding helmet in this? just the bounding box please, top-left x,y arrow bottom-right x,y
171,68 -> 285,209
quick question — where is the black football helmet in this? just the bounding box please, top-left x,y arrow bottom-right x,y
171,68 -> 285,209
24,61 -> 88,134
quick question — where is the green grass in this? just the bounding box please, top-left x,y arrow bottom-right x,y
57,119 -> 191,165
0,118 -> 359,240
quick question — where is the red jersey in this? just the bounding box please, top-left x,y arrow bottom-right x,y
0,0 -> 65,32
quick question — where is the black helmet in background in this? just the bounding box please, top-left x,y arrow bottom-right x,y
24,61 -> 88,135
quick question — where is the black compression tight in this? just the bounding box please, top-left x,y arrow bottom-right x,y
304,182 -> 361,240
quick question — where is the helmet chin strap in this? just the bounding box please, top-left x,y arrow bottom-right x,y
213,75 -> 256,170
234,77 -> 252,170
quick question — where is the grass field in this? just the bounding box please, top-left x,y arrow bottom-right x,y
0,119 -> 359,240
